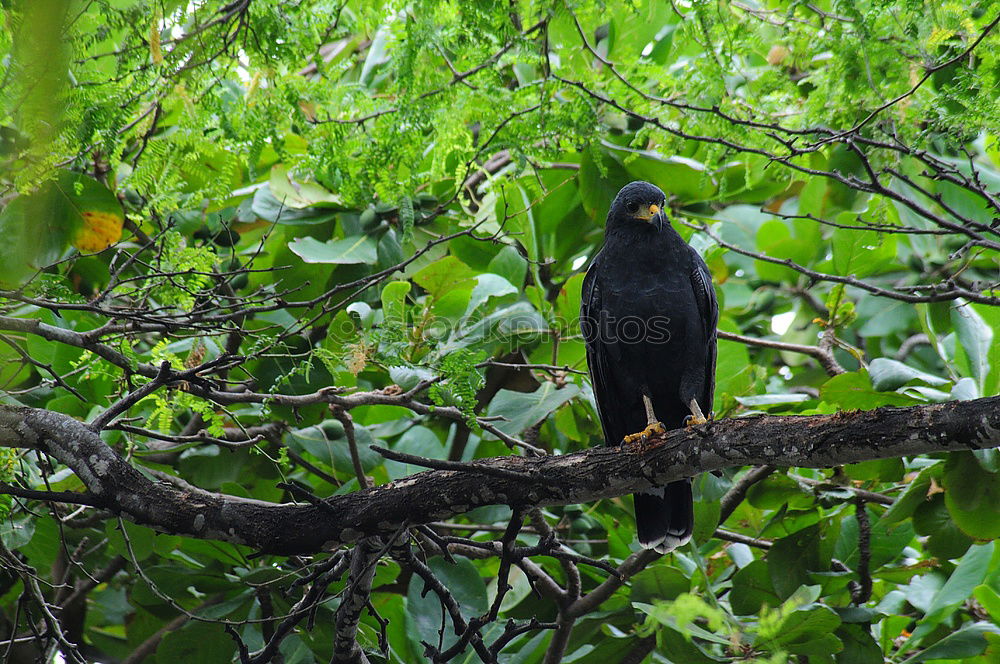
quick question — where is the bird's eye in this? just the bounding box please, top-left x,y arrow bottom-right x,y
626,201 -> 640,214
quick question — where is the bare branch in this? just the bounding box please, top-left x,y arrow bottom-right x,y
0,397 -> 997,554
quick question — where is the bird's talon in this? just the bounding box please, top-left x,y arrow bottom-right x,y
623,421 -> 666,445
684,414 -> 708,428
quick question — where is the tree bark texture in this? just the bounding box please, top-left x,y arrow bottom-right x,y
1,396 -> 997,555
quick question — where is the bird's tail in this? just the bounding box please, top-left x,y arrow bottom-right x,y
634,479 -> 693,554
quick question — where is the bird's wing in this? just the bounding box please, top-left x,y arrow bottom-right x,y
582,253 -> 626,445
689,245 -> 719,411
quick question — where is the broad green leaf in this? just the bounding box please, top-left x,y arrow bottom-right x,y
466,274 -> 518,315
767,525 -> 821,599
835,509 -> 914,569
843,457 -> 904,482
973,585 -> 1000,621
880,463 -> 939,525
714,317 -> 756,410
729,559 -> 781,615
412,255 -> 476,298
913,494 -> 973,560
923,542 -> 993,624
952,300 -> 993,388
486,383 -> 581,437
407,556 -> 487,655
835,623 -> 884,664
380,280 -> 411,327
831,220 -> 896,277
820,370 -> 921,410
747,474 -> 813,510
487,245 -> 528,288
0,516 -> 35,549
633,600 -> 732,646
943,452 -> 1000,539
766,605 -> 843,655
106,520 -> 155,562
630,565 -> 691,604
251,183 -> 339,224
0,171 -> 123,284
268,164 -> 343,208
287,234 -> 378,264
868,358 -> 949,391
578,147 -> 632,225
286,423 -> 382,475
735,393 -> 810,406
18,516 -> 58,567
387,365 -> 434,391
156,620 -> 236,662
614,147 -> 717,203
607,2 -> 676,60
385,426 -> 443,480
899,622 -> 1000,664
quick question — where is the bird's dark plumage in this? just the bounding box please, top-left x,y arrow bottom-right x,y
581,181 -> 718,553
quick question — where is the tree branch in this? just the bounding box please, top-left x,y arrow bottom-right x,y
0,397 -> 997,554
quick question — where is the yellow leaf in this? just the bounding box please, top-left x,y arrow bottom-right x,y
71,210 -> 123,252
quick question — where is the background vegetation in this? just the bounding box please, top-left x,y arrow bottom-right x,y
1,0 -> 999,662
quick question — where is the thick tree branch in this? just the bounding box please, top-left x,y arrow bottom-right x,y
0,397 -> 997,555
331,537 -> 381,664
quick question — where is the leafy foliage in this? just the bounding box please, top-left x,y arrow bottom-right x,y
1,1 -> 999,663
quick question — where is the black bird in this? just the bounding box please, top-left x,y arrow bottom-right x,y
581,181 -> 718,553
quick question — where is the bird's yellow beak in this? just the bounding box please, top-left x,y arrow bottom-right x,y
634,203 -> 660,221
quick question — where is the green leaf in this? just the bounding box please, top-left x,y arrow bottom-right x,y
412,255 -> 477,298
156,620 -> 236,662
836,508 -> 914,569
630,565 -> 691,604
767,525 -> 821,599
730,559 -> 781,615
923,542 -> 993,624
952,300 -> 993,388
831,220 -> 896,277
268,164 -> 344,208
913,494 -> 973,560
820,370 -> 922,410
407,556 -> 487,654
658,627 -> 729,663
380,280 -> 411,327
734,393 -> 810,406
578,147 -> 632,224
899,622 -> 1000,664
754,219 -> 816,282
767,605 -> 843,655
747,474 -> 813,510
287,234 -> 378,264
614,147 -> 717,203
943,452 -> 1000,539
973,585 -> 1000,622
868,358 -> 949,391
486,383 -> 581,438
106,520 -> 155,561
251,183 -> 339,224
286,423 -> 382,475
386,426 -> 443,480
880,463 -> 939,525
835,623 -> 884,664
487,245 -> 528,288
714,317 -> 756,409
0,171 -> 125,283
466,274 -> 518,315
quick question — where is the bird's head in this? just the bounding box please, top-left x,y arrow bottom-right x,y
607,181 -> 668,232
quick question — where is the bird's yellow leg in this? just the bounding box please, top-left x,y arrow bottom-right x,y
684,399 -> 709,427
623,395 -> 665,444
